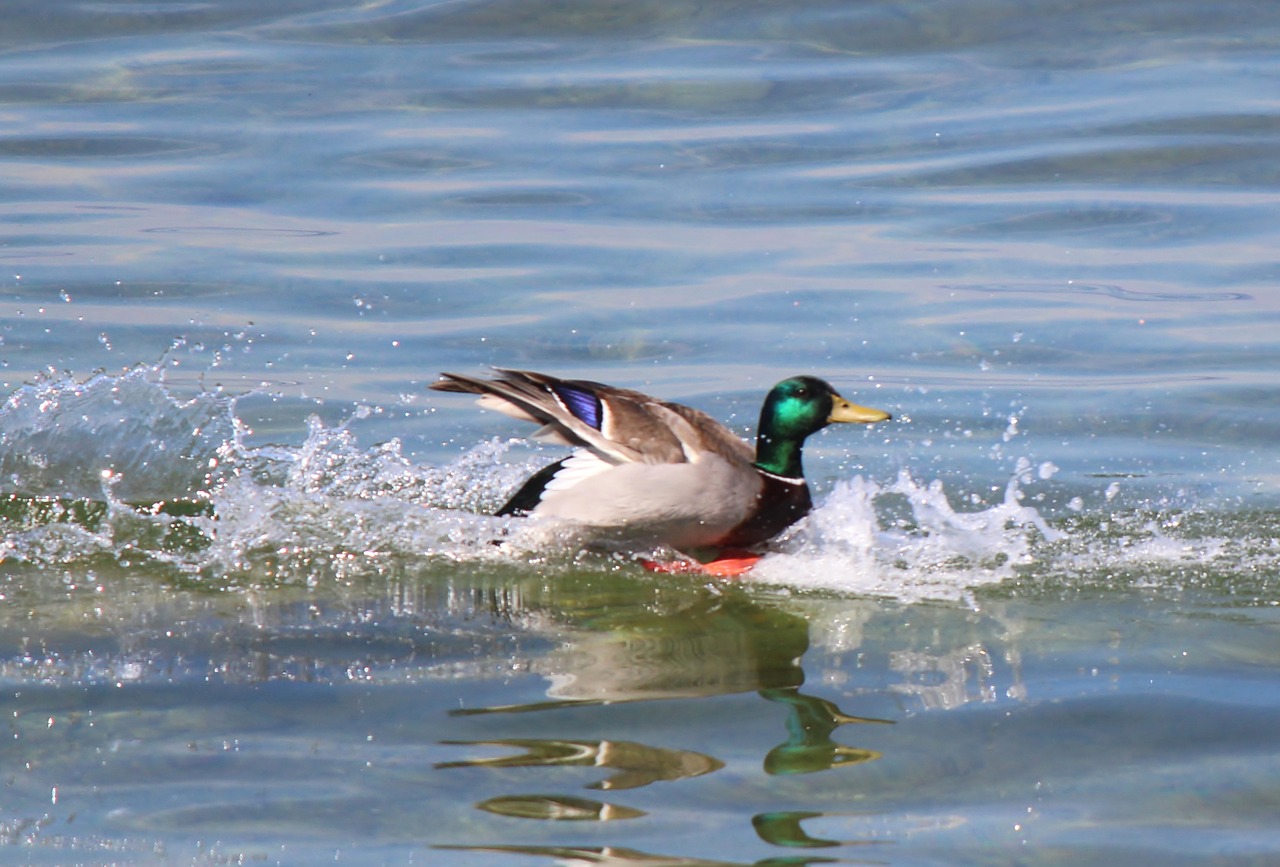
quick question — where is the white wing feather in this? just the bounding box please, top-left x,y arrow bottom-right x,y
543,450 -> 616,492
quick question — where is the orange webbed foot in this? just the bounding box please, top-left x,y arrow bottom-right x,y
699,551 -> 762,577
640,549 -> 762,578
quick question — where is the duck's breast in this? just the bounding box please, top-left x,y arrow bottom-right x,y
534,454 -> 760,549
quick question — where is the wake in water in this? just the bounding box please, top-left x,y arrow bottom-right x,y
0,363 -> 1269,601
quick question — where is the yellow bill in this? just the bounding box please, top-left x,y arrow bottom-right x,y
828,393 -> 892,424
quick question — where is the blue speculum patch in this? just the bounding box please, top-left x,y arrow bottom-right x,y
553,383 -> 604,430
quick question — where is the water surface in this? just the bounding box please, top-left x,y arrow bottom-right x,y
2,0 -> 1280,864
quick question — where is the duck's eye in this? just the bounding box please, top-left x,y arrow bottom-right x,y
795,387 -> 809,397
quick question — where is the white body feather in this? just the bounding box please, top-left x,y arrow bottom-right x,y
536,452 -> 760,549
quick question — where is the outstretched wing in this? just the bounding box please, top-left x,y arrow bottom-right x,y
430,369 -> 753,467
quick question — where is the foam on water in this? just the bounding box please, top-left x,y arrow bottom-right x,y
0,363 -> 1272,600
753,467 -> 1062,603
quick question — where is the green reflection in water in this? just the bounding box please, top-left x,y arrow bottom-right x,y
751,811 -> 839,849
752,810 -> 896,854
476,794 -> 647,821
760,688 -> 891,776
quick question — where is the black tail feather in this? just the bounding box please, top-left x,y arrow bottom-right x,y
495,459 -> 568,517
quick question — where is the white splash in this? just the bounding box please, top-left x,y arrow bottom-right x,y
0,363 -> 1274,600
751,465 -> 1061,603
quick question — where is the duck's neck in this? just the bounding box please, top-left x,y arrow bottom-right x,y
754,433 -> 805,480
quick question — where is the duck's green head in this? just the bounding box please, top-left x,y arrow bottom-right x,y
755,376 -> 891,478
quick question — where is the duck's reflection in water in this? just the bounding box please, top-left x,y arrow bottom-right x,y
437,587 -> 901,862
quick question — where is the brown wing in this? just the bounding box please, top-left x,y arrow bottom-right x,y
431,369 -> 754,468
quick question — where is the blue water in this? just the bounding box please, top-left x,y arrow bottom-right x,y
2,0 -> 1280,864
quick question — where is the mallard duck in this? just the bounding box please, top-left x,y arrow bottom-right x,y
430,369 -> 891,574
